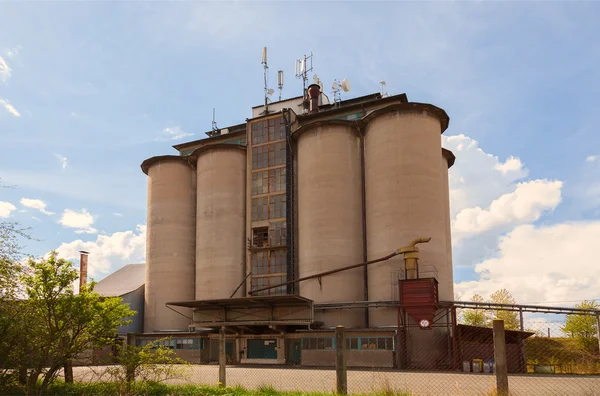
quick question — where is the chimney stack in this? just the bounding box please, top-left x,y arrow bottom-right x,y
307,83 -> 321,114
79,251 -> 89,291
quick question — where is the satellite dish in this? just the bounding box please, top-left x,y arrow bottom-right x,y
341,79 -> 351,92
332,81 -> 338,90
267,88 -> 275,96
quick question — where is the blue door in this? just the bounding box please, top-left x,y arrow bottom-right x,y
247,339 -> 277,359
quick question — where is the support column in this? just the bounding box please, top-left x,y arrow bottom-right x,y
519,308 -> 526,373
219,327 -> 226,388
596,313 -> 600,356
335,325 -> 347,395
493,320 -> 509,396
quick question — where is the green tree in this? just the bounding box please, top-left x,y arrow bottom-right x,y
0,219 -> 33,390
14,252 -> 135,395
461,294 -> 490,327
107,338 -> 190,395
489,289 -> 520,330
562,300 -> 599,353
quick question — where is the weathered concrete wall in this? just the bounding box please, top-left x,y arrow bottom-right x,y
144,158 -> 196,332
119,286 -> 144,335
364,110 -> 450,327
195,147 -> 246,300
296,122 -> 364,328
301,350 -> 393,368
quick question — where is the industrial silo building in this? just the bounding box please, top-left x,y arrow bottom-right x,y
139,84 -> 456,369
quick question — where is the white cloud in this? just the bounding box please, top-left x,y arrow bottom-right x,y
495,156 -> 524,175
58,209 -> 97,234
156,126 -> 192,141
586,155 -> 598,163
19,198 -> 55,215
31,216 -> 42,223
53,153 -> 68,170
444,134 -> 529,219
0,98 -> 21,117
55,224 -> 146,277
452,179 -> 563,243
455,221 -> 600,305
113,213 -> 123,217
0,201 -> 17,218
0,56 -> 11,83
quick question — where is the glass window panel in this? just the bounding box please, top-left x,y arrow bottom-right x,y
309,339 -> 317,350
303,339 -> 309,349
324,338 -> 332,349
377,338 -> 386,350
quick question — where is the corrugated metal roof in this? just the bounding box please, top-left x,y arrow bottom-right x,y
94,264 -> 145,297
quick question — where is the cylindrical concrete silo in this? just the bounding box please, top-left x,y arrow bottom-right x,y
194,145 -> 247,300
363,104 -> 451,327
296,121 -> 365,328
441,148 -> 456,296
142,156 -> 196,332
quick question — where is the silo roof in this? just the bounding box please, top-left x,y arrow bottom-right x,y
94,263 -> 145,297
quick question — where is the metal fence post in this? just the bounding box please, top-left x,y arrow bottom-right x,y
493,320 -> 509,396
596,313 -> 600,356
126,333 -> 136,384
219,327 -> 226,388
335,325 -> 347,394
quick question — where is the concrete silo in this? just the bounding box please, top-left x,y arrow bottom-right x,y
441,148 -> 455,293
194,145 -> 247,300
142,156 -> 196,332
295,121 -> 365,328
362,104 -> 451,327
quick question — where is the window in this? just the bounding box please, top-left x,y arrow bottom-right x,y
252,197 -> 269,221
269,250 -> 286,273
302,337 -> 335,350
252,122 -> 268,145
252,146 -> 269,170
269,221 -> 286,247
252,171 -> 269,196
252,227 -> 269,248
269,142 -> 286,167
268,117 -> 285,142
251,251 -> 269,275
269,168 -> 286,193
358,337 -> 393,351
269,195 -> 286,220
251,276 -> 286,296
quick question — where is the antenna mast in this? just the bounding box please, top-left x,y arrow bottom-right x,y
295,51 -> 313,113
277,70 -> 284,102
262,47 -> 269,113
212,108 -> 218,132
380,80 -> 388,97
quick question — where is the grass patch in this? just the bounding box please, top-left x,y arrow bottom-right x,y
22,381 -> 413,396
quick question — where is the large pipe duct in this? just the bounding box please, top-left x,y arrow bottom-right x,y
397,237 -> 431,279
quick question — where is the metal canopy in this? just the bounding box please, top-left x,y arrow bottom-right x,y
167,295 -> 312,309
167,295 -> 314,328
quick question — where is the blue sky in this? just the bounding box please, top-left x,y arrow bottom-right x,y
1,1 -> 600,306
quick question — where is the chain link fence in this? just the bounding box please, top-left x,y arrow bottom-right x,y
63,303 -> 600,395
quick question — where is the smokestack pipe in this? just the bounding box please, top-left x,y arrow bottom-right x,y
79,251 -> 89,292
307,84 -> 320,114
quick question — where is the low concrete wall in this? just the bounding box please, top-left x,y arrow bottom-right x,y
302,350 -> 394,368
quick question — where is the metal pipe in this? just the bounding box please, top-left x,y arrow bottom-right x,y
230,272 -> 252,299
360,132 -> 369,328
407,237 -> 432,248
249,251 -> 399,295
